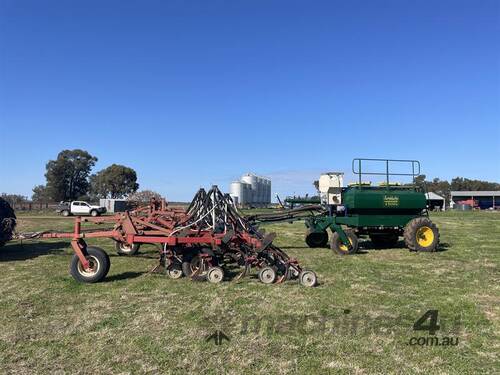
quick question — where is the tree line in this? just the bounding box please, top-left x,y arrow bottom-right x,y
414,175 -> 500,204
31,149 -> 140,202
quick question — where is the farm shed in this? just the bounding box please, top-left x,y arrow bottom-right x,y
425,192 -> 445,211
450,191 -> 500,210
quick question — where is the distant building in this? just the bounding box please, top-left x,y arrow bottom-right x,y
450,191 -> 500,210
99,199 -> 129,213
230,173 -> 271,207
425,192 -> 445,211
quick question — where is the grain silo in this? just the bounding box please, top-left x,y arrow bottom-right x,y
241,174 -> 258,204
231,173 -> 271,207
230,181 -> 252,206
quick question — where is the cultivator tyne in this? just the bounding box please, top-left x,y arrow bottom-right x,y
24,186 -> 316,286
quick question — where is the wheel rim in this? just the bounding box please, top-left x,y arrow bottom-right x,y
338,237 -> 353,252
260,268 -> 275,284
77,255 -> 100,277
300,271 -> 316,287
416,226 -> 434,247
208,268 -> 223,283
167,267 -> 183,279
120,243 -> 133,252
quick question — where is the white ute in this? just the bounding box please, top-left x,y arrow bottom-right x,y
58,201 -> 107,217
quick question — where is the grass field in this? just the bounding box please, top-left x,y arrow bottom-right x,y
0,211 -> 498,374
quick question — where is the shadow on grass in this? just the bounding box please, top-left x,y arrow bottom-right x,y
0,241 -> 69,261
104,271 -> 145,282
280,246 -> 314,250
108,253 -> 158,259
356,240 -> 450,254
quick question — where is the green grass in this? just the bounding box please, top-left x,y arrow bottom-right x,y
0,211 -> 498,374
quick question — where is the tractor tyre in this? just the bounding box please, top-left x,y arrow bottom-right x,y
331,230 -> 359,255
404,217 -> 440,252
115,241 -> 141,256
70,246 -> 110,283
305,230 -> 328,248
369,233 -> 399,249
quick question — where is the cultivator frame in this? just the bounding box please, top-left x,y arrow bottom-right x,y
22,186 -> 316,286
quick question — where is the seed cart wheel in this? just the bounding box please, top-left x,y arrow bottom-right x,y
299,270 -> 317,287
330,230 -> 359,255
369,233 -> 399,249
61,210 -> 70,217
305,230 -> 329,248
404,217 -> 440,252
258,267 -> 277,284
115,241 -> 141,256
207,266 -> 224,283
70,246 -> 110,283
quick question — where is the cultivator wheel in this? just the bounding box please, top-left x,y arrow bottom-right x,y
69,246 -> 110,283
258,267 -> 277,284
207,266 -> 224,283
404,217 -> 440,252
330,230 -> 359,255
165,264 -> 183,279
299,270 -> 317,287
115,241 -> 141,256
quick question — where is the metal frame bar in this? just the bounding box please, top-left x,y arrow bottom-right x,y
352,158 -> 421,186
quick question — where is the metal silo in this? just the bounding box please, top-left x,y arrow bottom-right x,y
261,177 -> 267,204
242,182 -> 252,205
265,179 -> 271,204
230,182 -> 244,205
241,174 -> 258,204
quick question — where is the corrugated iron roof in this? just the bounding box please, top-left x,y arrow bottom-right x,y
450,191 -> 500,197
425,192 -> 445,200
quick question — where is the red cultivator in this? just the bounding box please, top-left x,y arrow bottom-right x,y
21,186 -> 317,286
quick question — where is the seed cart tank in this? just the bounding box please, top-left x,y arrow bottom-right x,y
302,158 -> 440,253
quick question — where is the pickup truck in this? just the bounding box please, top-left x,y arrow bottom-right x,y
56,201 -> 107,217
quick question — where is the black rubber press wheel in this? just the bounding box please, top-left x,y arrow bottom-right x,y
305,230 -> 328,248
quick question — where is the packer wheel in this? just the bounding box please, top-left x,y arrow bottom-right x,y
207,266 -> 224,283
258,267 -> 277,284
299,270 -> 317,287
115,241 -> 141,256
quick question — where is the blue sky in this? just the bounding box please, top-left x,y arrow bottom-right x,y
1,0 -> 499,201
